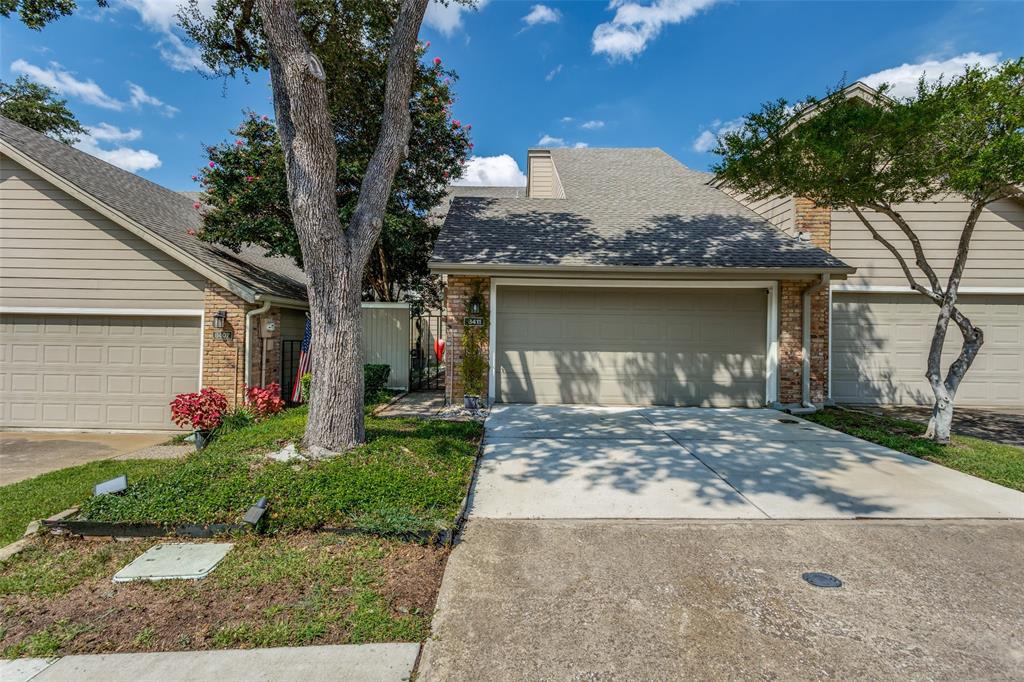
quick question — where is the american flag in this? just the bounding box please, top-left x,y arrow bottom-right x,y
290,316 -> 312,402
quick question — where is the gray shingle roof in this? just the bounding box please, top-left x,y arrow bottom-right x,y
0,115 -> 307,302
432,148 -> 851,272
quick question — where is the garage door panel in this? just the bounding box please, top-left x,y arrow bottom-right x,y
832,293 -> 1023,407
496,286 -> 767,407
1,314 -> 200,429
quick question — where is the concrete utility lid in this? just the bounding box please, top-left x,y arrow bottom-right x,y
113,543 -> 233,583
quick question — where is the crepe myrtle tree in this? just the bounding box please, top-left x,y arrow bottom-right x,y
714,59 -> 1024,444
179,0 -> 473,455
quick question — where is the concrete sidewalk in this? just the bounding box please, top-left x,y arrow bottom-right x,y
2,643 -> 420,682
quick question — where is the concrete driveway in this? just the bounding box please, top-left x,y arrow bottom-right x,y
472,405 -> 1024,519
0,432 -> 181,486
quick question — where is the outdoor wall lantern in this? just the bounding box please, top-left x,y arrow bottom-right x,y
212,310 -> 227,329
468,300 -> 482,315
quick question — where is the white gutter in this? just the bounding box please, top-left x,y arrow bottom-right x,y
801,274 -> 829,409
244,300 -> 272,395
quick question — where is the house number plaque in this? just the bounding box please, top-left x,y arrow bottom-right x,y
463,317 -> 485,327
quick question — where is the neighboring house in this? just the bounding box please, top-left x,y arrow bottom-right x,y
431,147 -> 854,408
716,81 -> 1024,408
0,115 -> 311,431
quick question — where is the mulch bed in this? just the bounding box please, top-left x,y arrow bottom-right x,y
0,533 -> 448,657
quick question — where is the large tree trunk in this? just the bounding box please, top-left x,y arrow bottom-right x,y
257,0 -> 428,454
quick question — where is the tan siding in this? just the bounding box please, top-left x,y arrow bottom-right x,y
527,151 -> 565,199
362,306 -> 409,390
832,198 -> 1024,288
0,155 -> 205,309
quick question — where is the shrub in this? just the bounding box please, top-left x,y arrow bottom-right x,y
247,383 -> 285,419
364,364 -> 391,399
220,406 -> 255,433
300,372 -> 312,403
170,388 -> 228,431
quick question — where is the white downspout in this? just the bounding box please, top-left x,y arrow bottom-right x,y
801,274 -> 829,409
244,299 -> 272,398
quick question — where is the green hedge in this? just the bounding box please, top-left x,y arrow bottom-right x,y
364,364 -> 390,399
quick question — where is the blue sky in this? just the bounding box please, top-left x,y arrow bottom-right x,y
2,1 -> 1021,190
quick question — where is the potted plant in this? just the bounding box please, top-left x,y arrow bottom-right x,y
460,284 -> 488,411
170,387 -> 228,450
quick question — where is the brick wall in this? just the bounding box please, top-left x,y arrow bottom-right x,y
777,280 -> 829,405
202,282 -> 250,407
445,275 -> 491,405
201,282 -> 285,407
794,197 -> 831,251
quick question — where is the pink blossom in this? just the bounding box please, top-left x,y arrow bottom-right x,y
465,124 -> 472,130
442,170 -> 449,179
469,142 -> 474,149
262,115 -> 269,121
209,161 -> 216,168
452,120 -> 461,128
193,202 -> 201,209
425,41 -> 431,49
246,175 -> 255,183
191,175 -> 198,181
235,139 -> 244,145
433,57 -> 441,66
186,228 -> 197,236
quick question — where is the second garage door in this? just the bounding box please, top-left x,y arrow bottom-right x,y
0,313 -> 201,430
832,292 -> 1024,407
495,286 -> 768,406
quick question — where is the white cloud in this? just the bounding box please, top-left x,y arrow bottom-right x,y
580,120 -> 605,130
74,129 -> 161,173
85,123 -> 142,143
10,59 -> 124,110
560,116 -> 574,123
523,4 -> 561,26
538,134 -> 566,147
592,0 -> 721,61
425,0 -> 489,37
454,154 -> 527,186
858,51 -> 1001,99
116,0 -> 214,72
574,142 -> 589,148
545,64 -> 563,81
127,82 -> 179,116
692,117 -> 743,153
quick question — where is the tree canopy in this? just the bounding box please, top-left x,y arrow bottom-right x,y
0,76 -> 86,143
0,0 -> 105,29
186,0 -> 471,302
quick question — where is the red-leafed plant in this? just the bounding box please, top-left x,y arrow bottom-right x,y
170,388 -> 228,432
246,383 -> 285,420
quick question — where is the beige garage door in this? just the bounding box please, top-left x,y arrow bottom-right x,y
832,293 -> 1024,407
495,286 -> 768,406
0,314 -> 200,430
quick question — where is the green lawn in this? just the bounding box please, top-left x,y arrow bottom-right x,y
803,407 -> 1024,491
0,458 -> 175,546
74,406 -> 482,536
1,533 -> 445,656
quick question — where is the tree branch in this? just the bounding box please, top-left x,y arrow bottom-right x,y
942,200 -> 985,304
849,205 -> 941,302
347,0 -> 429,265
865,202 -> 943,296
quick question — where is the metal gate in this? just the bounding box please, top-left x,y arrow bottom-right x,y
410,311 -> 446,391
281,339 -> 303,404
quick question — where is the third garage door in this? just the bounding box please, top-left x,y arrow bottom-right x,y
495,286 -> 768,406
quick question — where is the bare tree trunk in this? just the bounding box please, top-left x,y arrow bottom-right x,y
256,0 -> 428,455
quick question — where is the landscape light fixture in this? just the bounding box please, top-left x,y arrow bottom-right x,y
802,571 -> 843,588
243,497 -> 268,525
94,475 -> 128,496
212,310 -> 227,329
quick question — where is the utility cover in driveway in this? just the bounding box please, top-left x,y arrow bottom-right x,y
113,543 -> 233,582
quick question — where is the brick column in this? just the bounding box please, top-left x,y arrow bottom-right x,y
445,275 -> 491,405
249,307 -> 282,392
794,197 -> 831,250
202,282 -> 251,407
777,280 -> 829,405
